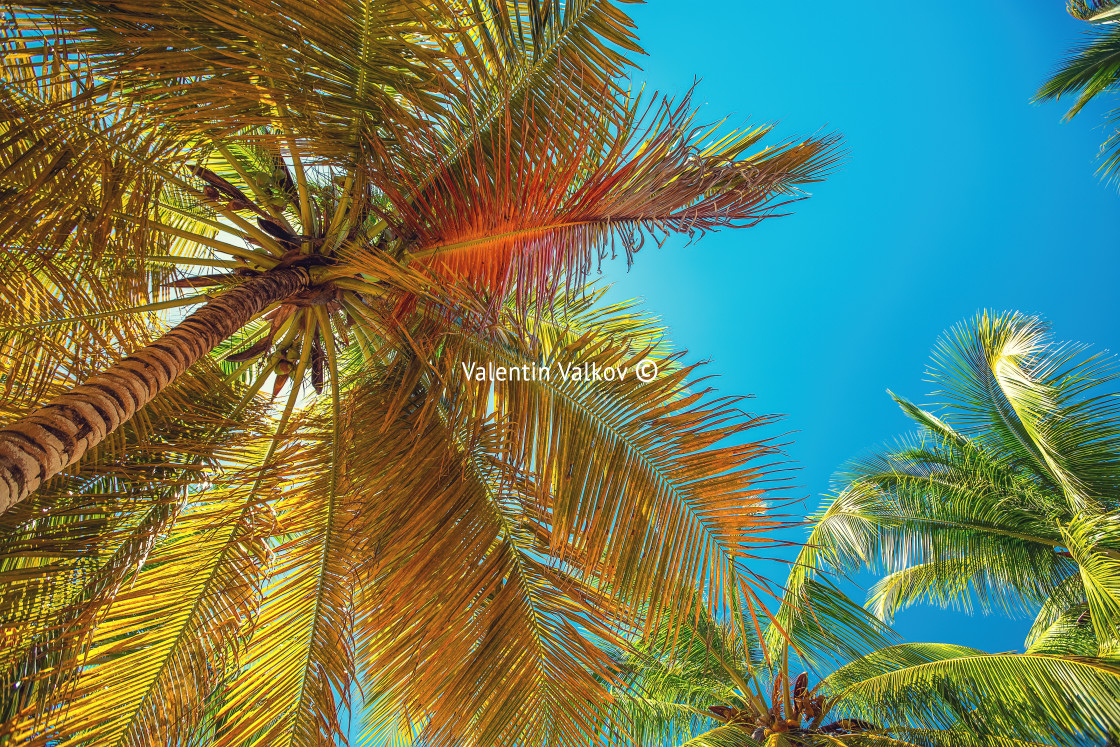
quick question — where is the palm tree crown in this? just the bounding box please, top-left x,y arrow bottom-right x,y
1,2 -> 840,744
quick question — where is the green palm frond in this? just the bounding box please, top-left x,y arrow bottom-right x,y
840,440 -> 1076,618
1037,26 -> 1120,118
675,724 -> 757,747
614,585 -> 1118,747
829,646 -> 1120,747
1038,4 -> 1120,181
768,571 -> 898,670
1059,512 -> 1120,655
928,312 -> 1093,503
872,729 -> 1055,747
610,598 -> 758,747
868,558 -> 1025,622
1068,1 -> 1120,22
765,486 -> 899,668
1024,606 -> 1099,657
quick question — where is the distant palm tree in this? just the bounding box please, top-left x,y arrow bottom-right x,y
1037,1 -> 1120,182
771,312 -> 1120,697
0,3 -> 839,743
610,588 -> 1120,746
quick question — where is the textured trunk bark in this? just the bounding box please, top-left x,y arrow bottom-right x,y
0,267 -> 310,515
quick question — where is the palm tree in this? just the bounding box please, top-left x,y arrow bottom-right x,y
777,311 -> 1120,672
609,588 -> 1120,746
1,3 -> 839,742
0,1 -> 840,515
1036,1 -> 1120,182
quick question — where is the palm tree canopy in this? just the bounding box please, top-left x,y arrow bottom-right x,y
0,3 -> 842,743
2,287 -> 796,746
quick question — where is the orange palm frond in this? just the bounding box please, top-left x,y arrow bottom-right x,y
177,287 -> 793,747
437,289 -> 795,634
342,374 -> 626,747
329,289 -> 792,745
367,88 -> 841,302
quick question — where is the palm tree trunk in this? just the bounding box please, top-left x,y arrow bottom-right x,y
0,267 -> 311,516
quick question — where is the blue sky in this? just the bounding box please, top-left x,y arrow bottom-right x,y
599,2 -> 1120,654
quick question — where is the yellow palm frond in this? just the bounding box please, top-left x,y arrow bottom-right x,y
2,480 -> 275,746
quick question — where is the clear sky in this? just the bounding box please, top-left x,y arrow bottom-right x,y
599,1 -> 1120,654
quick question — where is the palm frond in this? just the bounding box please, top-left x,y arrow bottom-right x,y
866,552 -> 1071,624
6,0 -> 451,154
207,419 -> 356,747
765,481 -> 914,667
342,376 -> 621,747
366,88 -> 841,302
928,313 -> 1079,499
1037,23 -> 1120,120
449,289 -> 791,637
1068,1 -> 1120,22
418,0 -> 643,185
610,596 -> 759,747
1024,606 -> 1099,657
2,481 -> 274,746
829,646 -> 1120,747
1059,512 -> 1120,655
615,588 -> 1118,747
